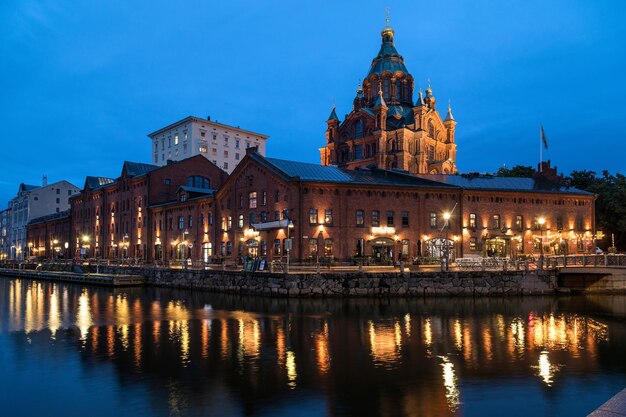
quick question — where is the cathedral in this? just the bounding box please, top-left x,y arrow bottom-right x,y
319,18 -> 458,175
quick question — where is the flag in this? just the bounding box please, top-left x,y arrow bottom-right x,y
540,125 -> 548,150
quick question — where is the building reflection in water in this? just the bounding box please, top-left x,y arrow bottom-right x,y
440,355 -> 461,411
0,278 -> 623,417
368,320 -> 402,367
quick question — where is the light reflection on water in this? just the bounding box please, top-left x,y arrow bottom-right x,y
1,277 -> 625,417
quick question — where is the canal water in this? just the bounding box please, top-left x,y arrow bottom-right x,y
1,277 -> 625,417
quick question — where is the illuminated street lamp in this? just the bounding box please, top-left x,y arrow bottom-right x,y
442,212 -> 451,271
121,233 -> 129,263
538,217 -> 546,269
181,229 -> 189,269
53,239 -> 59,261
81,235 -> 90,260
286,220 -> 294,273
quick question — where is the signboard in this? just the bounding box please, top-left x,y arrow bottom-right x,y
371,226 -> 396,236
284,238 -> 293,251
259,259 -> 266,271
80,248 -> 86,255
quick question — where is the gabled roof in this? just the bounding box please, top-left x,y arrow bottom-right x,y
386,105 -> 415,129
85,176 -> 116,190
254,154 -> 458,189
420,174 -> 594,195
19,183 -> 39,193
123,161 -> 159,177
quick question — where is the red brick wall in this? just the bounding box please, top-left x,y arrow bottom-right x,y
27,215 -> 71,259
459,190 -> 596,258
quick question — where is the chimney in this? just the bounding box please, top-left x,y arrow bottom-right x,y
246,146 -> 259,155
207,116 -> 211,121
42,175 -> 48,186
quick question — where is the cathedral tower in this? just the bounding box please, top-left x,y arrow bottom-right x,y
319,17 -> 458,175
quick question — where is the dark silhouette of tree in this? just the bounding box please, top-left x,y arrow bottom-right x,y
566,170 -> 626,250
494,165 -> 535,177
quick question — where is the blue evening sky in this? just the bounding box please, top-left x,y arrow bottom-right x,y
1,0 -> 625,203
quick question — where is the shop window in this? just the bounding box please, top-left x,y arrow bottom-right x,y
324,239 -> 333,257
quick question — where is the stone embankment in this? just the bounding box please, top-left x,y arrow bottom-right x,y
86,265 -> 556,297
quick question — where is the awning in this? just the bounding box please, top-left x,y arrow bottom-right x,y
251,219 -> 290,231
371,237 -> 395,247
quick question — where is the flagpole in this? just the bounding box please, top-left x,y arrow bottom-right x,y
539,125 -> 542,172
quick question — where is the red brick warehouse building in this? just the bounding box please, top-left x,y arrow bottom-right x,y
26,20 -> 597,265
69,155 -> 226,262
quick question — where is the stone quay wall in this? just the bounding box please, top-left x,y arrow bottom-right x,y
86,265 -> 557,297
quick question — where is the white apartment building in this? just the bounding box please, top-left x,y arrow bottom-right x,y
8,179 -> 80,260
0,208 -> 10,260
148,116 -> 269,173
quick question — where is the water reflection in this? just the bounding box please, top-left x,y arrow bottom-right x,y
1,277 -> 625,417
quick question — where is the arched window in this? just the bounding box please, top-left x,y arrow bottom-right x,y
187,176 -> 210,189
428,121 -> 435,138
355,120 -> 363,139
383,79 -> 389,99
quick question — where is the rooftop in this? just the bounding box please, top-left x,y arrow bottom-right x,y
147,116 -> 269,139
420,174 -> 594,195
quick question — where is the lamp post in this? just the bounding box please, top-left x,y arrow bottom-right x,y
121,233 -> 128,263
286,221 -> 294,273
81,235 -> 90,261
538,217 -> 546,269
181,229 -> 189,269
52,239 -> 59,261
442,212 -> 451,271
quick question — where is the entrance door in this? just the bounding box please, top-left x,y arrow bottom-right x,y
371,237 -> 395,263
202,243 -> 213,263
485,238 -> 508,257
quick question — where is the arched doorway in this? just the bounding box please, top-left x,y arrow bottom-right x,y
245,239 -> 259,257
371,237 -> 395,263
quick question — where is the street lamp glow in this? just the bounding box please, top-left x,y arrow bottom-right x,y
443,212 -> 451,221
538,217 -> 546,226
82,235 -> 90,243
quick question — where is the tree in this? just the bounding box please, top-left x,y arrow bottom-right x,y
566,170 -> 626,250
494,165 -> 535,177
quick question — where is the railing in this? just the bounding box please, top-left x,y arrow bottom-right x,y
547,254 -> 626,268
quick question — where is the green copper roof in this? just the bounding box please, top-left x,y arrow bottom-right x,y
327,107 -> 339,122
123,161 -> 159,177
415,90 -> 425,107
366,32 -> 409,78
85,176 -> 116,190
